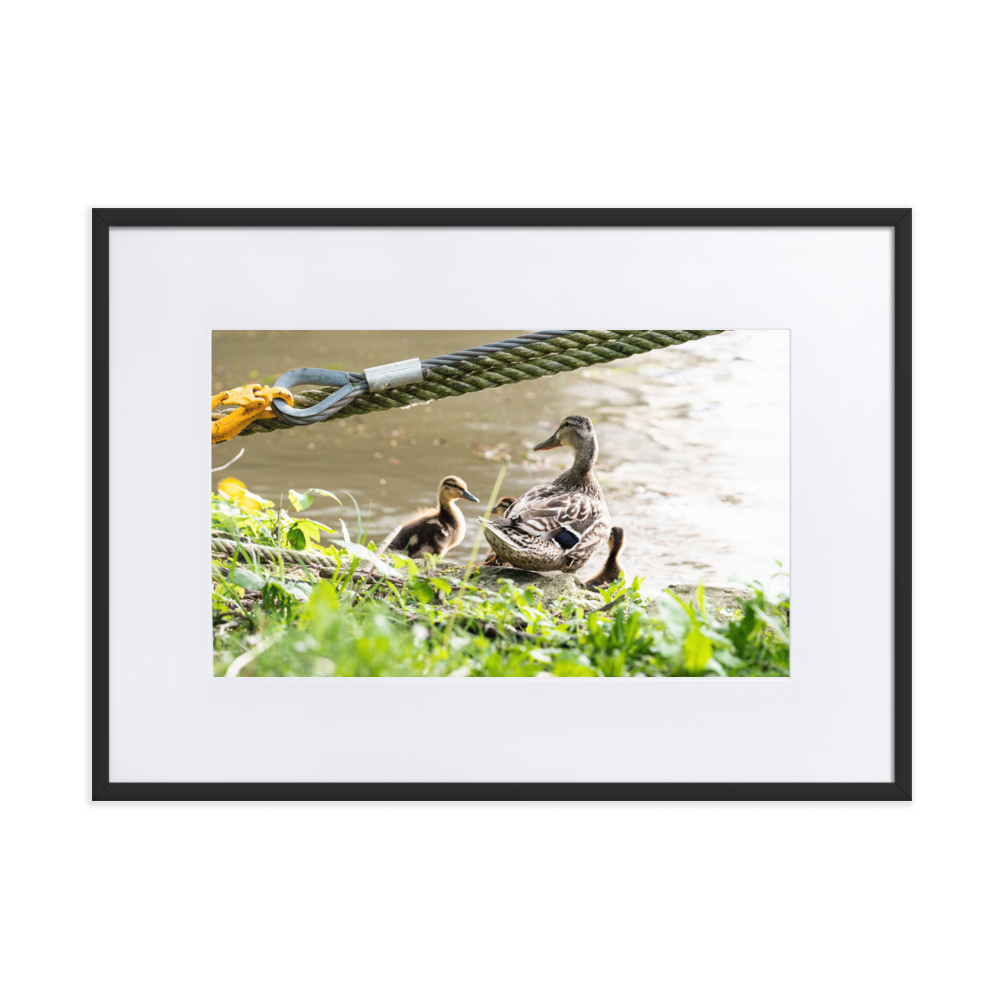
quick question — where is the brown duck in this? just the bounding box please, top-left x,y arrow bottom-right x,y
585,526 -> 627,591
387,476 -> 479,558
479,415 -> 611,572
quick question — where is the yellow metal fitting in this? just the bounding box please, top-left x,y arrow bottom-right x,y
211,384 -> 294,444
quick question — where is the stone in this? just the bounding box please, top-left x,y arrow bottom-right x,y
665,584 -> 753,619
429,561 -> 600,608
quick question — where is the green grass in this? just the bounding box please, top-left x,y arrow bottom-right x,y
211,486 -> 790,679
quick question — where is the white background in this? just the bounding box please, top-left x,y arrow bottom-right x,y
109,227 -> 891,784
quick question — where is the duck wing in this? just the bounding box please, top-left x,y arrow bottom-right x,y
504,483 -> 561,519
500,485 -> 609,551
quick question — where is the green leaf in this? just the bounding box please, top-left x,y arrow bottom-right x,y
683,626 -> 712,671
750,606 -> 788,641
286,526 -> 307,550
264,578 -> 312,602
305,488 -> 340,503
288,489 -> 313,512
552,661 -> 597,677
299,518 -> 335,537
231,567 -> 264,591
289,519 -> 332,547
391,554 -> 420,579
660,590 -> 697,628
214,498 -> 243,518
624,611 -> 642,647
333,539 -> 406,579
411,579 -> 434,604
703,657 -> 728,677
713,649 -> 743,669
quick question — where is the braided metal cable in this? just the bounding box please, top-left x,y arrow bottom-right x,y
236,329 -> 723,437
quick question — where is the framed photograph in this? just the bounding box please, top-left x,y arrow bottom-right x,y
93,208 -> 910,801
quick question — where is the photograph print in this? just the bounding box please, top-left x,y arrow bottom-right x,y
210,329 -> 789,678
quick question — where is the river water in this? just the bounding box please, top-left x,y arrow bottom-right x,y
212,330 -> 789,595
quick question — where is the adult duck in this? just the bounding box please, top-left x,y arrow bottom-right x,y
585,526 -> 627,591
387,475 -> 479,558
480,415 -> 611,572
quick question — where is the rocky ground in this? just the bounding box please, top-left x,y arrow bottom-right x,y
455,565 -> 749,616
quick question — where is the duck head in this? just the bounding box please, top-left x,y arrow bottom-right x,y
489,496 -> 516,516
533,414 -> 596,452
608,525 -> 626,556
439,476 -> 479,503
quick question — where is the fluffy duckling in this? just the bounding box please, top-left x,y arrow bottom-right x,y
584,526 -> 627,591
387,475 -> 479,558
490,496 -> 517,518
482,497 -> 516,566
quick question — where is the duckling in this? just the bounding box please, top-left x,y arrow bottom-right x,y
479,415 -> 611,573
387,475 -> 479,558
482,497 -> 516,566
585,526 -> 627,591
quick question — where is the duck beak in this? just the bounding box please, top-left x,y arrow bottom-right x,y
533,432 -> 562,451
460,489 -> 479,502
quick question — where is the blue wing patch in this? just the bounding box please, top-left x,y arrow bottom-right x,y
552,528 -> 579,550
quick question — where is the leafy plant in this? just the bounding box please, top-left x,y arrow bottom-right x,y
210,485 -> 790,679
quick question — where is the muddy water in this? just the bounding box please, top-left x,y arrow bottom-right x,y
212,330 -> 789,595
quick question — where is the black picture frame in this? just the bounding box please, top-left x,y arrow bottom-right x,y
92,207 -> 912,802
